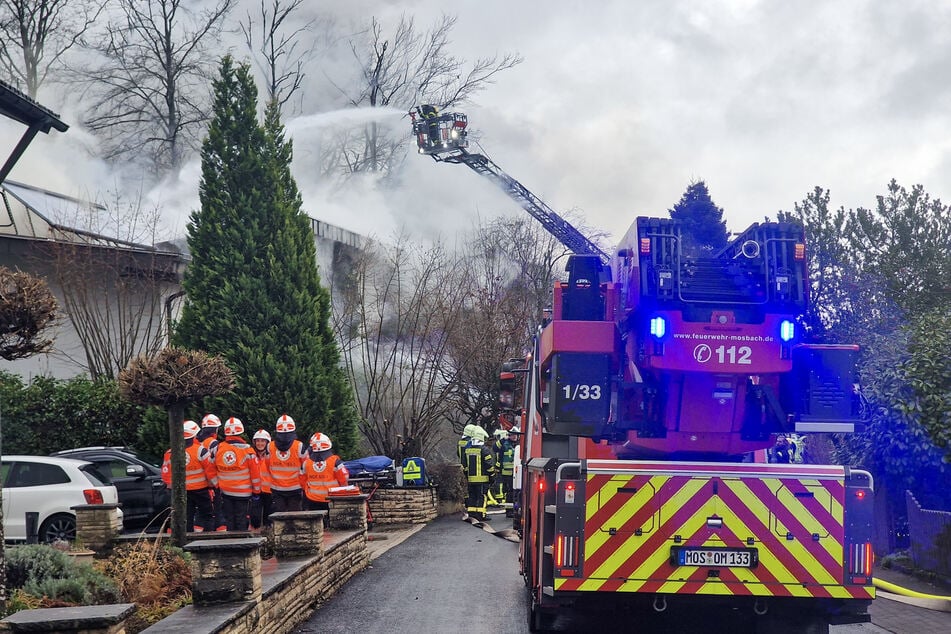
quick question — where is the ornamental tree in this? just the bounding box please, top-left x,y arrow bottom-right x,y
175,56 -> 359,457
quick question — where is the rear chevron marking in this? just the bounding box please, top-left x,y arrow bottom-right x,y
569,468 -> 863,598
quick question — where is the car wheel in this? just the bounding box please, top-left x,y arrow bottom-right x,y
39,513 -> 77,543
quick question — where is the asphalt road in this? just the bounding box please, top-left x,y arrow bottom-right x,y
295,515 -> 951,634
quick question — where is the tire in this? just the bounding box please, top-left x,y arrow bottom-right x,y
527,589 -> 556,632
39,513 -> 77,543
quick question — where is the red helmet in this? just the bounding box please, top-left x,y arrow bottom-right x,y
224,417 -> 245,436
276,414 -> 296,433
309,433 -> 332,452
201,414 -> 221,428
183,420 -> 201,439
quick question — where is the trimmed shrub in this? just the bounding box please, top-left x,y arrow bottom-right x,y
428,461 -> 466,503
4,544 -> 120,605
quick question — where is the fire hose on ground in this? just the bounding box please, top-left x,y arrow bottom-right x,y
873,577 -> 951,612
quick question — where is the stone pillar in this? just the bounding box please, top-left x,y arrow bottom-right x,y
184,537 -> 265,605
0,604 -> 136,634
329,495 -> 368,531
269,510 -> 325,558
71,504 -> 121,553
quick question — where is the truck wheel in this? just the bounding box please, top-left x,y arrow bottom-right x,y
527,590 -> 555,632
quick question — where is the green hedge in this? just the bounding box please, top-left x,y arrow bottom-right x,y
0,371 -> 164,460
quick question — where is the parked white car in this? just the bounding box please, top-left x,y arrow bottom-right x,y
1,455 -> 123,542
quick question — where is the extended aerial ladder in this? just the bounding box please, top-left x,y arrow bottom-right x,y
409,107 -> 610,265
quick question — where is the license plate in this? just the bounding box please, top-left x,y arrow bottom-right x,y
673,547 -> 757,568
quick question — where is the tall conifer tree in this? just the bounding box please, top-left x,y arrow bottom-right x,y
176,56 -> 358,456
668,180 -> 729,255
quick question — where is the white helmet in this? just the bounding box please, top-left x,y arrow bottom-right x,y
276,414 -> 296,433
183,420 -> 201,439
224,417 -> 245,436
253,429 -> 271,442
201,413 -> 221,428
309,433 -> 332,452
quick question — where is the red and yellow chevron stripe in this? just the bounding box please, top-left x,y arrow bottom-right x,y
554,461 -> 874,600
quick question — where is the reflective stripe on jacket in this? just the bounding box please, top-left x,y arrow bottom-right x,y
268,439 -> 306,491
462,441 -> 495,483
300,454 -> 348,503
255,451 -> 272,493
162,443 -> 218,490
215,439 -> 261,498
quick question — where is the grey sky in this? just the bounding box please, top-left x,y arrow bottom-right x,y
2,0 -> 950,248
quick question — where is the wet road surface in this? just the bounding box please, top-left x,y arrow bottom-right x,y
295,514 -> 950,633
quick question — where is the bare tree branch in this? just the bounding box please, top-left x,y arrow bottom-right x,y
0,0 -> 102,98
70,0 -> 234,175
323,13 -> 521,178
240,0 -> 328,115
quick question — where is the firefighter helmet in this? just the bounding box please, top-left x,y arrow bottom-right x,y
472,426 -> 489,441
493,429 -> 508,440
224,417 -> 245,436
183,420 -> 201,439
201,413 -> 221,428
462,424 -> 477,438
309,433 -> 332,452
276,414 -> 296,433
253,429 -> 272,442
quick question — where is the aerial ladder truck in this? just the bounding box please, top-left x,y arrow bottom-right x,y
411,106 -> 874,633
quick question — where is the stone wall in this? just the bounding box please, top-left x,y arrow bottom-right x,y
355,485 -> 438,525
141,531 -> 370,634
220,533 -> 369,634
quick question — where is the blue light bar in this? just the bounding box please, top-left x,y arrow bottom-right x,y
650,316 -> 667,339
780,320 -> 795,342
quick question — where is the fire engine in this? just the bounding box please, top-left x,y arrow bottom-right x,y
411,107 -> 874,632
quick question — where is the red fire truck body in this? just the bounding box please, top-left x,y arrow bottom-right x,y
513,220 -> 873,632
410,110 -> 873,632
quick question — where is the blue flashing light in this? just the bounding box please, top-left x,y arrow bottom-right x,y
650,316 -> 667,339
780,320 -> 795,342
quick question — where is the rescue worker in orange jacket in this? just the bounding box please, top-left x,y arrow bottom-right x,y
300,433 -> 349,524
198,414 -> 222,452
198,413 -> 224,526
214,417 -> 261,531
250,429 -> 273,530
268,414 -> 308,512
161,420 -> 218,532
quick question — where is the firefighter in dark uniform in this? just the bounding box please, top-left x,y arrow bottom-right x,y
494,429 -> 515,505
420,104 -> 441,145
461,426 -> 496,521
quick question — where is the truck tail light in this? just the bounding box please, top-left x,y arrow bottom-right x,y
848,542 -> 873,580
794,243 -> 805,260
640,238 -> 651,254
556,533 -> 579,569
83,489 -> 104,504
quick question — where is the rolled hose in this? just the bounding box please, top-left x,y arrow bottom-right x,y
874,577 -> 951,600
